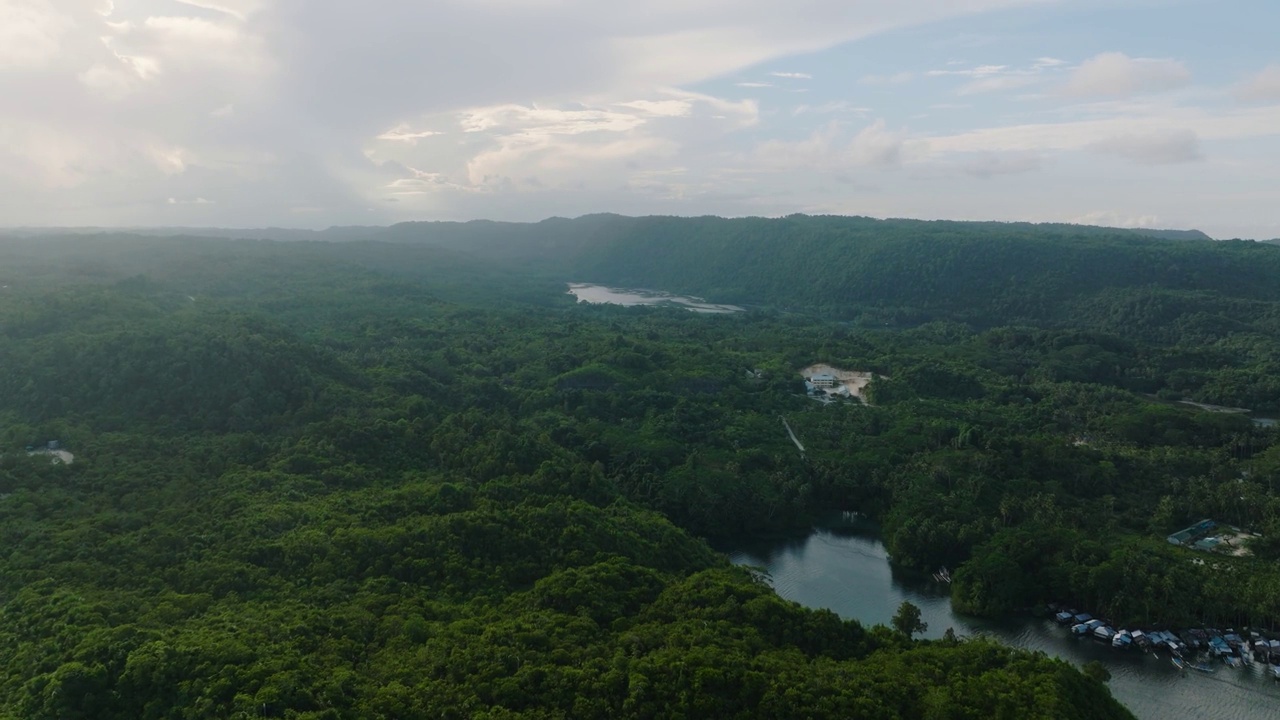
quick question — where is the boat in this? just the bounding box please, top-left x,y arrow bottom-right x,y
1172,656 -> 1186,671
1074,619 -> 1104,636
1112,631 -> 1133,649
1054,611 -> 1076,625
1093,625 -> 1116,642
1191,663 -> 1216,674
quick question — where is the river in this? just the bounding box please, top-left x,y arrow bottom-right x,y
727,527 -> 1280,720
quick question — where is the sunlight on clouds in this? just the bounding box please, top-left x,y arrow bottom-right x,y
370,91 -> 757,202
0,0 -> 1275,236
0,0 -> 73,69
376,124 -> 444,143
173,0 -> 264,21
148,145 -> 192,175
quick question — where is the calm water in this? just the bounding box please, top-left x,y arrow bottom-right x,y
567,283 -> 744,314
727,528 -> 1280,720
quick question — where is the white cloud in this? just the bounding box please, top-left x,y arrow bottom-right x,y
366,90 -> 757,206
1235,64 -> 1280,103
793,102 -> 871,116
957,75 -> 1038,95
1072,210 -> 1162,228
616,99 -> 694,117
735,81 -> 773,88
849,119 -> 906,167
754,119 -> 906,170
16,0 -> 1269,230
173,0 -> 264,21
926,58 -> 1066,95
376,124 -> 444,143
860,71 -> 914,85
168,196 -> 215,204
960,151 -> 1044,177
1089,129 -> 1203,165
1064,52 -> 1190,98
0,0 -> 74,69
928,64 -> 1009,78
770,71 -> 813,79
917,104 -> 1280,158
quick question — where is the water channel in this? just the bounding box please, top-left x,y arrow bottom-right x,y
727,526 -> 1280,720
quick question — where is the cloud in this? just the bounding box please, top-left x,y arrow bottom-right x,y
376,125 -> 444,143
1089,129 -> 1203,165
173,0 -> 264,21
754,119 -> 905,170
793,102 -> 871,116
960,151 -> 1044,178
927,64 -> 1009,78
860,71 -> 913,85
926,58 -> 1067,95
1072,210 -> 1162,229
917,103 -> 1280,157
849,119 -> 905,167
735,81 -> 773,88
1235,64 -> 1280,103
0,0 -> 1101,226
770,71 -> 813,79
1063,52 -> 1190,98
367,90 -> 757,205
956,75 -> 1038,95
167,196 -> 215,204
0,0 -> 75,69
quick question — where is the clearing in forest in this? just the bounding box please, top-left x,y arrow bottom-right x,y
800,364 -> 883,404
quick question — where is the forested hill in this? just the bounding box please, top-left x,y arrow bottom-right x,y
567,216 -> 1273,322
370,215 -> 1271,329
8,216 -> 1253,330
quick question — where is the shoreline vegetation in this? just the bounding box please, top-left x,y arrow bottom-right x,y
7,214 -> 1280,717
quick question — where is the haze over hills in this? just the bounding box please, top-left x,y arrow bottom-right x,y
4,215 -> 1274,336
0,216 -> 1222,243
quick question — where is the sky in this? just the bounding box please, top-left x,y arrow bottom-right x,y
3,0 -> 1279,238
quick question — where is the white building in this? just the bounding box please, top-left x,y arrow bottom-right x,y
810,373 -> 837,389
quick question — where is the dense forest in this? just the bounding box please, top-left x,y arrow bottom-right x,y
5,215 -> 1280,718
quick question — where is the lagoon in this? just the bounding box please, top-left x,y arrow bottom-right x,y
728,527 -> 1280,720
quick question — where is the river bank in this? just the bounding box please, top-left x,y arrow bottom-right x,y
726,527 -> 1280,720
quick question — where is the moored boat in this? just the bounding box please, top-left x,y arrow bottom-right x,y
1074,619 -> 1104,636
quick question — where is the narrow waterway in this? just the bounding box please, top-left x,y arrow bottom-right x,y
727,527 -> 1280,720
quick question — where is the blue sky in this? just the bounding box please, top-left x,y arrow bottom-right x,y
3,0 -> 1278,237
